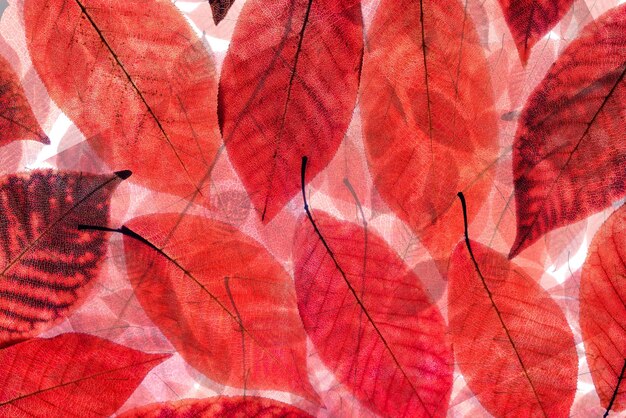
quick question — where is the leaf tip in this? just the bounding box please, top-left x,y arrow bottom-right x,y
115,170 -> 133,180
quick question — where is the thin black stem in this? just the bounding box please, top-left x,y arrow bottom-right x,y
604,358 -> 626,417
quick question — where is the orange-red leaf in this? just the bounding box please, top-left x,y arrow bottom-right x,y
497,0 -> 575,65
24,0 -> 220,204
449,240 -> 578,417
123,214 -> 317,402
360,0 -> 499,264
0,333 -> 169,417
509,5 -> 626,258
119,396 -> 313,418
580,204 -> 626,413
219,0 -> 363,223
293,211 -> 453,417
0,169 -> 127,346
0,54 -> 47,145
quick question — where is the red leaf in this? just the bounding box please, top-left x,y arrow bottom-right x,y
509,5 -> 626,259
448,239 -> 578,417
209,0 -> 236,25
360,0 -> 499,263
293,211 -> 453,417
497,0 -> 575,65
580,204 -> 626,413
0,169 -> 128,346
119,396 -> 313,417
0,333 -> 169,417
123,214 -> 318,402
0,54 -> 47,145
218,0 -> 363,223
24,0 -> 220,204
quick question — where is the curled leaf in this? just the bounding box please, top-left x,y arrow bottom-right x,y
510,4 -> 626,258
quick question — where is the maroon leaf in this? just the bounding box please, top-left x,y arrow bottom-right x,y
209,0 -> 236,25
580,204 -> 626,414
293,210 -> 453,417
24,0 -> 220,205
0,169 -> 128,346
219,0 -> 363,223
497,0 -> 575,65
0,333 -> 169,417
0,54 -> 47,145
119,396 -> 313,417
509,4 -> 626,258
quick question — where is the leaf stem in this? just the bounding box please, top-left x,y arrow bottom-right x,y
604,358 -> 626,417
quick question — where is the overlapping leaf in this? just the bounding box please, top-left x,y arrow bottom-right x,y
123,213 -> 317,402
0,169 -> 127,346
0,333 -> 168,417
24,0 -> 220,204
219,0 -> 363,223
293,211 -> 453,417
0,54 -> 47,145
580,204 -> 626,413
509,4 -> 626,258
497,0 -> 575,64
360,0 -> 499,264
119,396 -> 313,417
209,0 -> 236,25
449,239 -> 577,417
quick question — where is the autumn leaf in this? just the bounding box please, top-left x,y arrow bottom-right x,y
0,169 -> 128,346
0,53 -> 47,145
360,0 -> 499,265
209,0 -> 236,25
293,209 -> 453,417
219,0 -> 363,223
24,0 -> 220,205
509,4 -> 626,258
121,213 -> 318,402
449,194 -> 577,417
580,203 -> 626,415
118,396 -> 313,417
497,0 -> 575,65
0,333 -> 169,417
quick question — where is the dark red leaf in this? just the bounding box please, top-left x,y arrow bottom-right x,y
0,169 -> 127,346
24,0 -> 220,205
509,5 -> 626,258
219,0 -> 363,223
449,239 -> 578,417
0,54 -> 47,145
119,396 -> 313,417
0,333 -> 169,417
293,210 -> 453,417
360,0 -> 499,264
123,213 -> 318,402
209,0 -> 236,25
497,0 -> 575,65
580,204 -> 626,413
